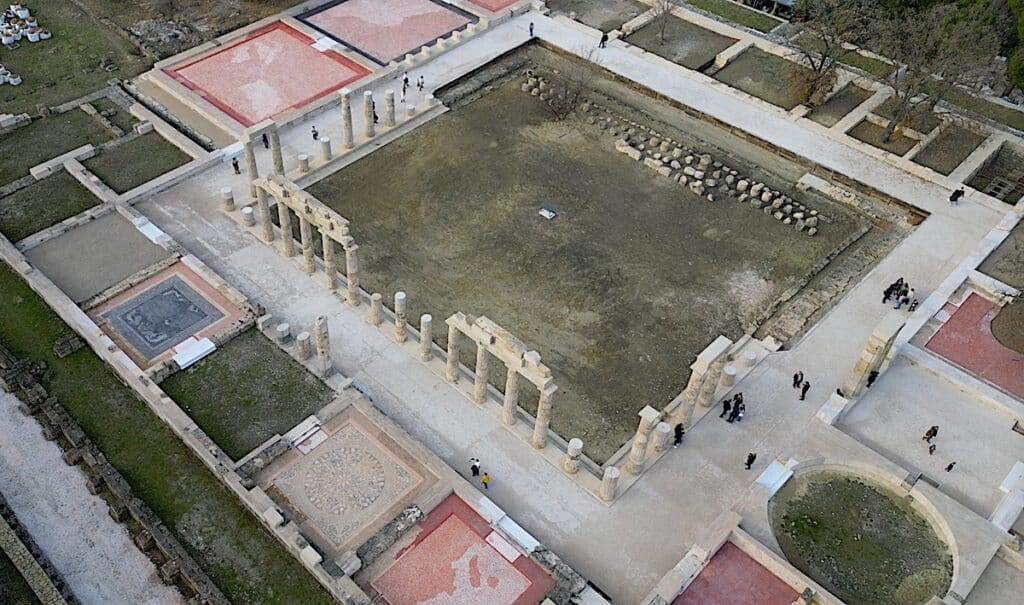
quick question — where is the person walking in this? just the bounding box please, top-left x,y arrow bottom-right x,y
745,452 -> 757,470
529,22 -> 535,38
923,426 -> 938,443
793,371 -> 803,389
719,399 -> 732,418
945,462 -> 956,472
261,133 -> 269,149
417,75 -> 425,92
727,405 -> 739,423
736,403 -> 746,422
598,32 -> 608,48
231,157 -> 240,175
800,381 -> 810,401
469,458 -> 480,477
948,188 -> 964,206
928,444 -> 936,455
672,424 -> 685,448
311,125 -> 319,141
481,472 -> 491,489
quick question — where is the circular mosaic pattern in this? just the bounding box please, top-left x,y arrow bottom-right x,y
304,446 -> 387,514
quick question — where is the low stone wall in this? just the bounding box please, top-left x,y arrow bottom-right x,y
0,347 -> 225,604
0,492 -> 75,605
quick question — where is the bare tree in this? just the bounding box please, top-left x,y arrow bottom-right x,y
652,0 -> 675,45
788,0 -> 872,106
542,48 -> 600,120
871,3 -> 999,142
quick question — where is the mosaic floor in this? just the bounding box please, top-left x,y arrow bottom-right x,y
467,0 -> 522,11
925,292 -> 1024,399
674,542 -> 797,605
371,495 -> 553,605
165,22 -> 370,126
303,0 -> 471,64
89,262 -> 246,366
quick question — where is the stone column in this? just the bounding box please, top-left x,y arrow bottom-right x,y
419,314 -> 433,362
634,406 -> 660,441
696,356 -> 726,408
384,90 -> 396,127
268,129 -> 284,175
299,218 -> 315,274
531,385 -> 556,449
276,195 -> 295,257
393,291 -> 407,342
600,466 -> 620,502
322,233 -> 337,290
220,186 -> 235,212
319,137 -> 332,162
241,207 -> 255,226
562,438 -> 583,474
672,368 -> 706,428
719,364 -> 737,388
243,140 -> 258,198
295,331 -> 311,359
502,366 -> 519,426
369,293 -> 383,326
472,346 -> 489,404
344,241 -> 360,306
315,316 -> 332,377
340,92 -> 354,149
624,433 -> 648,474
445,323 -> 461,382
297,154 -> 310,173
363,91 -> 375,139
256,187 -> 274,243
652,422 -> 671,453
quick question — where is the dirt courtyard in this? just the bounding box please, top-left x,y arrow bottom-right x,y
308,47 -> 866,461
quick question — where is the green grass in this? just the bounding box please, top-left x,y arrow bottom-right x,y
796,36 -> 894,79
162,330 -> 335,461
0,550 -> 40,605
0,109 -> 114,186
941,87 -> 1024,133
0,0 -> 150,115
89,98 -> 137,132
0,172 -> 101,243
83,133 -> 190,193
686,0 -> 782,33
0,263 -> 335,605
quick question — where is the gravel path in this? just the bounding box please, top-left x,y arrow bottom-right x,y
0,392 -> 183,605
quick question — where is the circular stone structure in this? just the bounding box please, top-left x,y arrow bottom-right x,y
769,471 -> 952,605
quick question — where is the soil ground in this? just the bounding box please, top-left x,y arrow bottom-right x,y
808,85 -> 873,128
874,99 -> 942,134
0,172 -> 101,243
991,300 -> 1024,355
161,330 -> 335,461
968,144 -> 1024,205
770,472 -> 952,605
911,126 -> 986,176
308,47 -> 866,462
0,550 -> 38,605
977,220 -> 1024,289
712,47 -> 811,110
546,0 -> 647,32
848,120 -> 917,156
83,132 -> 191,193
624,16 -> 737,71
0,109 -> 114,186
686,0 -> 782,33
0,0 -> 150,115
795,36 -> 893,79
0,262 -> 334,605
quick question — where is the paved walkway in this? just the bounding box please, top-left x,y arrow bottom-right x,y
136,15 -> 1008,603
0,393 -> 183,605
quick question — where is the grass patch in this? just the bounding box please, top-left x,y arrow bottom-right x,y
161,330 -> 335,461
89,98 -> 137,132
0,549 -> 39,605
941,88 -> 1024,133
0,110 -> 113,186
686,0 -> 782,33
83,133 -> 190,193
874,98 -> 942,134
0,0 -> 150,115
0,263 -> 335,605
796,36 -> 893,79
771,473 -> 952,605
0,172 -> 101,242
807,85 -> 873,128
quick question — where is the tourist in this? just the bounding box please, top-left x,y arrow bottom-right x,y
261,133 -> 269,149
909,299 -> 920,312
883,284 -> 894,304
745,452 -> 757,469
599,32 -> 608,48
481,472 -> 491,489
800,381 -> 810,400
529,22 -> 535,38
923,426 -> 938,443
417,75 -> 425,92
949,188 -> 964,206
672,424 -> 685,448
470,457 -> 480,476
866,370 -> 879,388
720,399 -> 731,418
734,392 -> 744,406
945,461 -> 956,472
727,404 -> 740,423
793,371 -> 803,388
736,403 -> 746,422
311,126 -> 319,141
231,157 -> 240,175
928,444 -> 936,455
372,100 -> 379,124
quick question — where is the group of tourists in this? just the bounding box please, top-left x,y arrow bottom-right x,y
883,277 -> 917,311
719,392 -> 746,423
